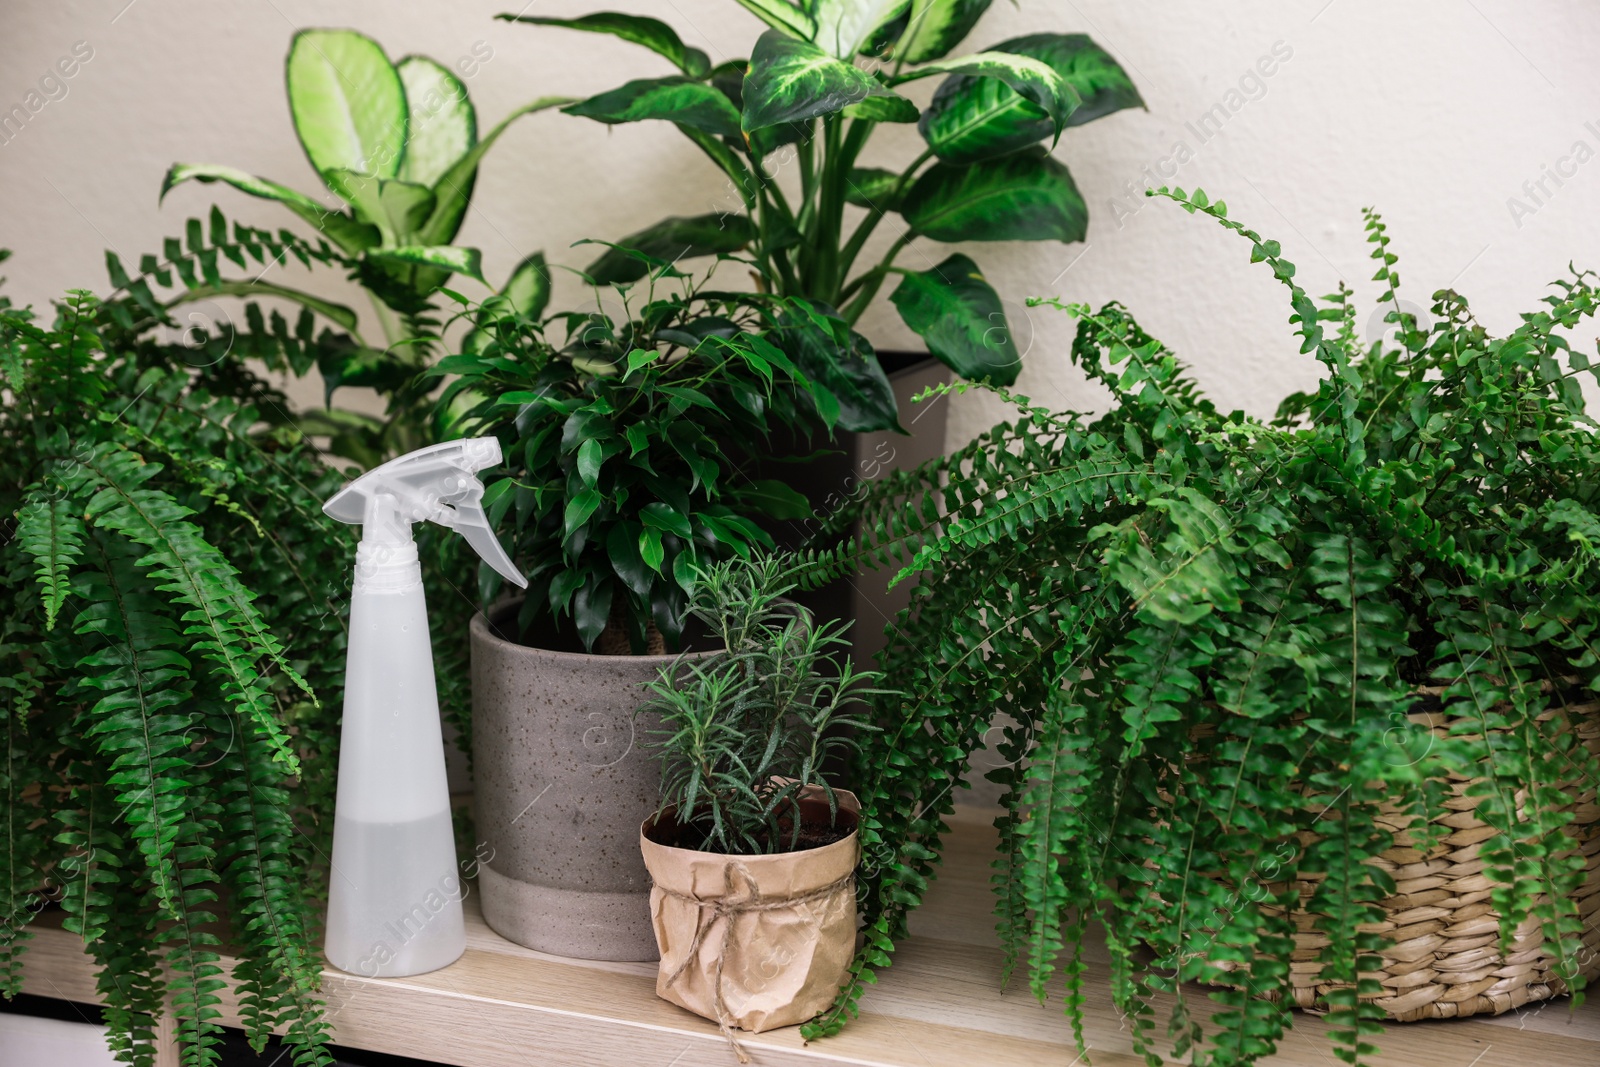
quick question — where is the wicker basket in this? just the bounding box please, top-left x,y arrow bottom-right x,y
1213,689 -> 1600,1021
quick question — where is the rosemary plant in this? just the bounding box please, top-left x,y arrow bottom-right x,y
640,557 -> 880,854
797,189 -> 1600,1065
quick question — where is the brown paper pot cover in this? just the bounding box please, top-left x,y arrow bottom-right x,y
1212,690 -> 1600,1021
640,787 -> 860,1039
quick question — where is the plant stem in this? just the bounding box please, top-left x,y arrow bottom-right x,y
839,232 -> 913,325
838,147 -> 932,287
812,117 -> 847,301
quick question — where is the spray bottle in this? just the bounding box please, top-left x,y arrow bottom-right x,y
321,438 -> 526,977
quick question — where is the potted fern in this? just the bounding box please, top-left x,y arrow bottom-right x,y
797,190 -> 1600,1065
637,556 -> 877,1056
437,268 -> 873,961
1,286 -> 350,1065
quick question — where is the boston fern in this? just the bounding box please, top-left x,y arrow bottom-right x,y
640,556 -> 877,854
795,189 -> 1600,1065
2,291 -> 351,1065
436,262 -> 880,652
504,0 -> 1141,397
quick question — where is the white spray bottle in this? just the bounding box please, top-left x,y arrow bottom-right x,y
321,438 -> 526,977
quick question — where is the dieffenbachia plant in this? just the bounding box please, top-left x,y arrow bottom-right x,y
147,28 -> 568,459
502,0 -> 1141,420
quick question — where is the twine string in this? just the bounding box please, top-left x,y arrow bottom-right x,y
659,857 -> 855,1064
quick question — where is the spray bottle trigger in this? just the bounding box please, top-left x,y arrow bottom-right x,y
453,502 -> 527,589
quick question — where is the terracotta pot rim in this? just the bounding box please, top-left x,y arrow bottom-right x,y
469,606 -> 721,665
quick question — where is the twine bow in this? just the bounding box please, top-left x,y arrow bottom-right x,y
658,857 -> 855,1064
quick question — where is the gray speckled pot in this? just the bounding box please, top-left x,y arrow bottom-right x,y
470,608 -> 715,961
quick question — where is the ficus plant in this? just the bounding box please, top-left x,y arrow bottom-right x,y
144,28 -> 568,461
795,190 -> 1600,1065
436,255 -> 876,653
1,288 -> 352,1066
503,0 -> 1142,412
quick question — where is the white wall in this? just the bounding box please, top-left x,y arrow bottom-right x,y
0,1013 -> 122,1067
3,0 -> 1599,446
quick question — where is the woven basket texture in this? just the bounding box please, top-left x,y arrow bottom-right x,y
1226,691 -> 1600,1021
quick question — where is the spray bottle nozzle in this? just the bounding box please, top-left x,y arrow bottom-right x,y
323,438 -> 527,588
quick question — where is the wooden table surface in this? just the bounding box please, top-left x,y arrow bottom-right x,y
19,805 -> 1600,1066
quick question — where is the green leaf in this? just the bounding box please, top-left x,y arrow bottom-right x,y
419,95 -> 575,247
902,149 -> 1086,244
564,77 -> 743,137
16,497 -> 87,631
742,30 -> 899,132
167,280 -> 360,333
738,479 -> 815,520
890,253 -> 1018,384
583,214 -> 756,286
1010,33 -> 1144,127
844,167 -> 908,210
286,29 -> 407,183
641,501 -> 693,539
499,13 -> 712,77
777,309 -> 904,433
811,0 -> 911,59
607,523 -> 654,596
565,487 -> 604,539
895,0 -> 993,63
334,173 -> 437,243
640,527 -> 665,573
159,164 -> 378,254
396,56 -> 477,187
729,0 -> 816,38
573,577 -> 613,650
898,50 -> 1074,136
501,251 -> 551,319
843,94 -> 921,123
577,438 -> 605,485
914,51 -> 1081,165
365,244 -> 485,283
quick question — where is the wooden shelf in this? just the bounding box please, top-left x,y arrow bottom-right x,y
19,805 -> 1600,1066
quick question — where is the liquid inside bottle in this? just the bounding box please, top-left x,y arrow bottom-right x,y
324,808 -> 465,977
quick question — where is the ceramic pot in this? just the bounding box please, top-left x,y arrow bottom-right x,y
470,606 -> 715,961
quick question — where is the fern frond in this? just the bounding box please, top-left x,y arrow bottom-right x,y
72,443 -> 304,771
16,496 -> 87,630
